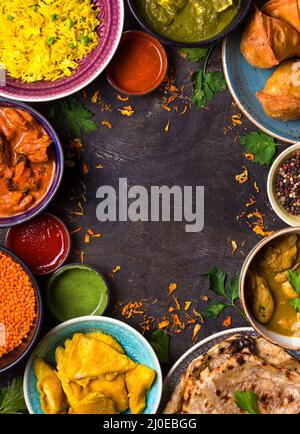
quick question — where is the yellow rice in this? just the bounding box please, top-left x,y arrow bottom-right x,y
0,0 -> 100,82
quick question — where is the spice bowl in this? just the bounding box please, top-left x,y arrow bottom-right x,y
0,247 -> 42,373
267,143 -> 300,227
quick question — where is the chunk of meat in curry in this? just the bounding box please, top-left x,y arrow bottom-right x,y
0,107 -> 55,217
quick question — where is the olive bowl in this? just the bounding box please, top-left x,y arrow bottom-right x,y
127,0 -> 252,48
239,227 -> 300,351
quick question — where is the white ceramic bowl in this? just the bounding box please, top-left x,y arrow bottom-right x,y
240,227 -> 300,350
267,143 -> 300,227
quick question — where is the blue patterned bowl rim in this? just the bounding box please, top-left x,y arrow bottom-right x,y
23,315 -> 163,414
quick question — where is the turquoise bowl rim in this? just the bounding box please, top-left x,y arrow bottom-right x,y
23,315 -> 163,414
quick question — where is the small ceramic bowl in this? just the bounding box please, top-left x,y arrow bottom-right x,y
267,143 -> 300,227
0,246 -> 42,373
24,316 -> 163,414
0,0 -> 124,102
46,264 -> 110,323
106,30 -> 168,95
127,0 -> 252,48
0,99 -> 64,228
6,213 -> 71,275
240,227 -> 300,350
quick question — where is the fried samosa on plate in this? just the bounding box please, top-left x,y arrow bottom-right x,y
262,0 -> 300,33
241,7 -> 300,68
257,60 -> 300,120
68,392 -> 116,414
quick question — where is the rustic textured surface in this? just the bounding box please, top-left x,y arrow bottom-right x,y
0,6 -> 286,387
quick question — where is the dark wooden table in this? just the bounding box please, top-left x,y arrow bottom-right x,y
0,5 -> 286,387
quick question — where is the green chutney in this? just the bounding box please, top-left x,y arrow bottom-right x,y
47,265 -> 109,322
137,0 -> 241,43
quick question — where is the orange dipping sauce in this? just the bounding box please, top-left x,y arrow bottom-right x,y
107,31 -> 168,95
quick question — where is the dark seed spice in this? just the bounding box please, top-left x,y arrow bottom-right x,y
275,152 -> 300,216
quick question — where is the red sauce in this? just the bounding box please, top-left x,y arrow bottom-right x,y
6,213 -> 70,275
107,31 -> 167,95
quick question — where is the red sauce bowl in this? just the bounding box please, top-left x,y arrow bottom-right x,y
6,213 -> 70,276
106,30 -> 168,96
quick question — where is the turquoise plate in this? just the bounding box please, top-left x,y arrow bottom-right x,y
24,316 -> 162,414
222,25 -> 300,145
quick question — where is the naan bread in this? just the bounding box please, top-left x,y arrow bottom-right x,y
164,334 -> 300,414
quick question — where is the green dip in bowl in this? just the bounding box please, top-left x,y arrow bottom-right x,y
128,0 -> 251,47
46,264 -> 109,323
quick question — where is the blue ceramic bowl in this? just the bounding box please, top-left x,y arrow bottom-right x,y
0,246 -> 42,373
222,4 -> 300,144
0,98 -> 64,227
24,316 -> 163,414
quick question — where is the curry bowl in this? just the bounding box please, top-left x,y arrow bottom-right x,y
0,246 -> 42,373
240,227 -> 300,350
0,99 -> 63,228
127,0 -> 252,48
24,316 -> 163,414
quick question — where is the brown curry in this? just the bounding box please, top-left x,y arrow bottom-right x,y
0,106 -> 55,217
247,234 -> 300,337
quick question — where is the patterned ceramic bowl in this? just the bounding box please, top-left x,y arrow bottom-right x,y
0,0 -> 124,102
0,98 -> 64,227
24,316 -> 163,414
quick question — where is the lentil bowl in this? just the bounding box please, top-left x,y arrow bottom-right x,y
0,247 -> 42,373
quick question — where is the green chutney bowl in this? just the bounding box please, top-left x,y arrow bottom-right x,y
46,263 -> 110,323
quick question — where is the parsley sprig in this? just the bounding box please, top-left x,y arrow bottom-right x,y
0,377 -> 26,414
189,46 -> 227,109
235,390 -> 260,414
240,131 -> 277,166
48,96 -> 97,138
202,267 -> 245,319
287,269 -> 300,313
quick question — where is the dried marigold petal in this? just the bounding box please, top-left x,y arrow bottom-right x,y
168,283 -> 177,295
235,166 -> 249,184
222,316 -> 232,328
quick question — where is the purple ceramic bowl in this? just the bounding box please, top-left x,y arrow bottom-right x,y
0,98 -> 64,227
0,0 -> 124,102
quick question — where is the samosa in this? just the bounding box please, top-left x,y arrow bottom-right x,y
263,0 -> 300,33
257,60 -> 300,120
241,7 -> 300,68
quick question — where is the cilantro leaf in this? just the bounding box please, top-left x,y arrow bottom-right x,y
240,131 -> 276,165
179,47 -> 209,62
149,329 -> 170,364
0,377 -> 26,414
48,97 -> 97,138
289,298 -> 300,313
192,70 -> 226,109
203,267 -> 226,296
287,269 -> 300,295
205,71 -> 227,93
228,273 -> 240,303
235,390 -> 260,414
202,300 -> 227,319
